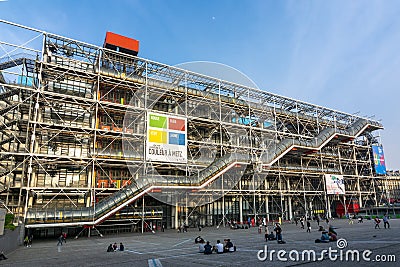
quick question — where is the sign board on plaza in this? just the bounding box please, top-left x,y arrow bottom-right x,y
146,112 -> 187,163
325,174 -> 345,195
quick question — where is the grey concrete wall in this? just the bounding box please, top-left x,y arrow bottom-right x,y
0,226 -> 23,254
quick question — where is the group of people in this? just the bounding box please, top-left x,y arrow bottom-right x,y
374,214 -> 390,229
263,223 -> 285,244
197,237 -> 236,254
178,223 -> 188,233
315,227 -> 338,243
107,242 -> 124,252
294,215 -> 330,229
23,235 -> 33,247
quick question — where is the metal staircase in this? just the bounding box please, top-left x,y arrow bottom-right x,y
0,53 -> 36,72
24,118 -> 381,228
260,118 -> 381,166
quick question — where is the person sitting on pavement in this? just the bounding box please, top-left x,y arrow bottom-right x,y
328,232 -> 337,242
204,241 -> 212,255
318,225 -> 325,231
328,225 -> 337,235
315,231 -> 330,243
214,240 -> 224,254
119,243 -> 124,251
195,236 -> 205,244
112,242 -> 118,251
0,251 -> 7,260
198,240 -> 206,253
224,239 -> 235,252
107,244 -> 114,252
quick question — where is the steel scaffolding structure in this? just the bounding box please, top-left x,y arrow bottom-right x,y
0,20 -> 390,234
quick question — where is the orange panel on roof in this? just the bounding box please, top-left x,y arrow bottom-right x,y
104,32 -> 139,52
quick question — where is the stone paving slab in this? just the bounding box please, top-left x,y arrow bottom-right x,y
1,219 -> 399,266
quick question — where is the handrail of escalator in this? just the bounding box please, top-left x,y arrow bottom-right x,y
260,118 -> 374,165
26,119 -> 377,224
25,151 -> 249,224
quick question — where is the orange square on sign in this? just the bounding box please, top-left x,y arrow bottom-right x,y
169,118 -> 185,131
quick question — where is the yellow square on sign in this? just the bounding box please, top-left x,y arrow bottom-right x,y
149,130 -> 167,144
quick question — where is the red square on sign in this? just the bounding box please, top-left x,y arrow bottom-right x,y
169,118 -> 185,131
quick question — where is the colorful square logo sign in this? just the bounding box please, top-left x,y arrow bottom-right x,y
149,130 -> 167,144
149,114 -> 167,129
146,112 -> 187,163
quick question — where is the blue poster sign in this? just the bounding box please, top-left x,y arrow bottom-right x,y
372,145 -> 386,175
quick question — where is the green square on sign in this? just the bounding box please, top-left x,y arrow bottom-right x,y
149,114 -> 167,128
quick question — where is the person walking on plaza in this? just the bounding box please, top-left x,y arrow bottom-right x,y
383,214 -> 390,229
57,234 -> 64,246
316,216 -> 320,226
306,220 -> 311,233
348,214 -> 354,224
300,217 -> 305,229
374,217 -> 381,229
28,235 -> 33,247
274,223 -> 285,244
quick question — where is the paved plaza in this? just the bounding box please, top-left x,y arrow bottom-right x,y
2,219 -> 399,266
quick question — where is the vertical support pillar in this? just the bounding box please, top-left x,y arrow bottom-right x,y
185,195 -> 188,226
283,198 -> 288,221
352,145 -> 363,208
175,203 -> 179,229
239,196 -> 243,223
253,190 -> 257,225
266,196 -> 270,222
141,196 -> 145,234
287,179 -> 292,220
357,177 -> 363,208
327,195 -> 332,218
288,196 -> 293,221
278,173 -> 284,220
222,193 -> 225,227
302,175 -> 307,218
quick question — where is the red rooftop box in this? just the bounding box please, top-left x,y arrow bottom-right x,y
104,32 -> 139,56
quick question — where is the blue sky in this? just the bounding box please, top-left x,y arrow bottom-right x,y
1,0 -> 399,170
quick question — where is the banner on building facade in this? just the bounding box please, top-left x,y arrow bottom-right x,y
325,174 -> 345,195
146,112 -> 187,163
372,145 -> 387,175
